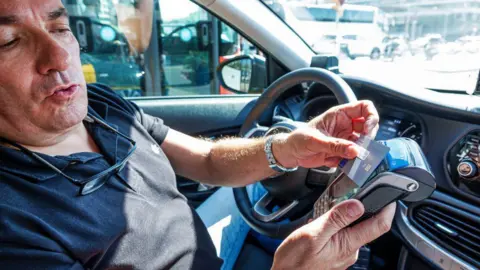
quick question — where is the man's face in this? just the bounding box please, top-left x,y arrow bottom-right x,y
0,0 -> 87,141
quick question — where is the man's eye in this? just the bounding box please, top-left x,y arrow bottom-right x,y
53,28 -> 72,34
0,39 -> 18,49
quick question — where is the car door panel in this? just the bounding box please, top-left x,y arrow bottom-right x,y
133,95 -> 258,136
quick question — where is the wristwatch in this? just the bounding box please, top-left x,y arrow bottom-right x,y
264,135 -> 298,173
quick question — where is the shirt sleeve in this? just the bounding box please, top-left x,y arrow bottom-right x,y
0,243 -> 84,270
134,109 -> 170,145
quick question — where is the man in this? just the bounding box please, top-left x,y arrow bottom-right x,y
0,1 -> 395,269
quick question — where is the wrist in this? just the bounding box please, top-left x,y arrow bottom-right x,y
270,133 -> 297,169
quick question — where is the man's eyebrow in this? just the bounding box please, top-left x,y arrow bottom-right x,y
48,7 -> 69,21
0,8 -> 68,25
0,16 -> 17,25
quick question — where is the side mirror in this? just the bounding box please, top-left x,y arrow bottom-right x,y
217,55 -> 267,94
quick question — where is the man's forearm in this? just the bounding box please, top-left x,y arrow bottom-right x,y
204,135 -> 289,186
162,129 -> 289,187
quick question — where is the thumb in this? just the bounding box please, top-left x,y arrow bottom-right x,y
307,200 -> 365,246
309,133 -> 360,159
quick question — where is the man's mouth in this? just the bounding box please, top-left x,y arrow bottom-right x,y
48,84 -> 80,101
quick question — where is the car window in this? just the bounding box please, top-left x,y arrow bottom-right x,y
64,0 -> 266,98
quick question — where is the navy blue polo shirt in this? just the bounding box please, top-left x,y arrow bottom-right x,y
0,84 -> 223,269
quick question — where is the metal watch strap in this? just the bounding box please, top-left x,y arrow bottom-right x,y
264,135 -> 298,173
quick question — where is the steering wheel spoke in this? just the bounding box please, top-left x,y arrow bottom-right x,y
253,192 -> 299,222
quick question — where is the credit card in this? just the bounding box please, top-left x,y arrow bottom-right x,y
313,136 -> 390,219
339,135 -> 390,187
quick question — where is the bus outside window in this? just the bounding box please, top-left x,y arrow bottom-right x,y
278,2 -> 389,59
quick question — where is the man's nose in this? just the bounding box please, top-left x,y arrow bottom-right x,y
36,33 -> 72,75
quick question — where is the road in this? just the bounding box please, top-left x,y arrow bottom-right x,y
340,52 -> 480,93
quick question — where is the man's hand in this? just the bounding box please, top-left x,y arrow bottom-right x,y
273,100 -> 379,168
272,200 -> 396,270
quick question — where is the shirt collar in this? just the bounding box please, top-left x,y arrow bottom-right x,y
0,149 -> 71,182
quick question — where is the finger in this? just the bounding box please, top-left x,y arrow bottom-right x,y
307,132 -> 361,159
348,133 -> 360,142
324,156 -> 342,167
360,101 -> 380,136
298,155 -> 341,168
332,101 -> 377,120
340,202 -> 396,252
352,117 -> 365,134
304,200 -> 365,247
336,101 -> 379,135
366,121 -> 380,139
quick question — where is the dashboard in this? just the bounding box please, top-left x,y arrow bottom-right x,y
376,115 -> 423,144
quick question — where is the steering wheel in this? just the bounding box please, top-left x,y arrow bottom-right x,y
233,67 -> 357,239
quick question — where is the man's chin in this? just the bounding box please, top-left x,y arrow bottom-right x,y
47,96 -> 88,132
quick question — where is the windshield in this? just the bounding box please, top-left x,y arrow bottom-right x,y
262,0 -> 480,93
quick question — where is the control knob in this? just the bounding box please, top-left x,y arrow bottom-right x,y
457,159 -> 478,178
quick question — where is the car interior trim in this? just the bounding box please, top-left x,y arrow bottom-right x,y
431,191 -> 480,217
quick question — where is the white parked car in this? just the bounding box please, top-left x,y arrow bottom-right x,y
342,34 -> 383,60
457,36 -> 480,54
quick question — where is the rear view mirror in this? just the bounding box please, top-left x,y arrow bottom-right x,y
217,55 -> 267,94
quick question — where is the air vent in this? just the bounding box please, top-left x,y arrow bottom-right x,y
412,204 -> 480,268
456,134 -> 480,162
